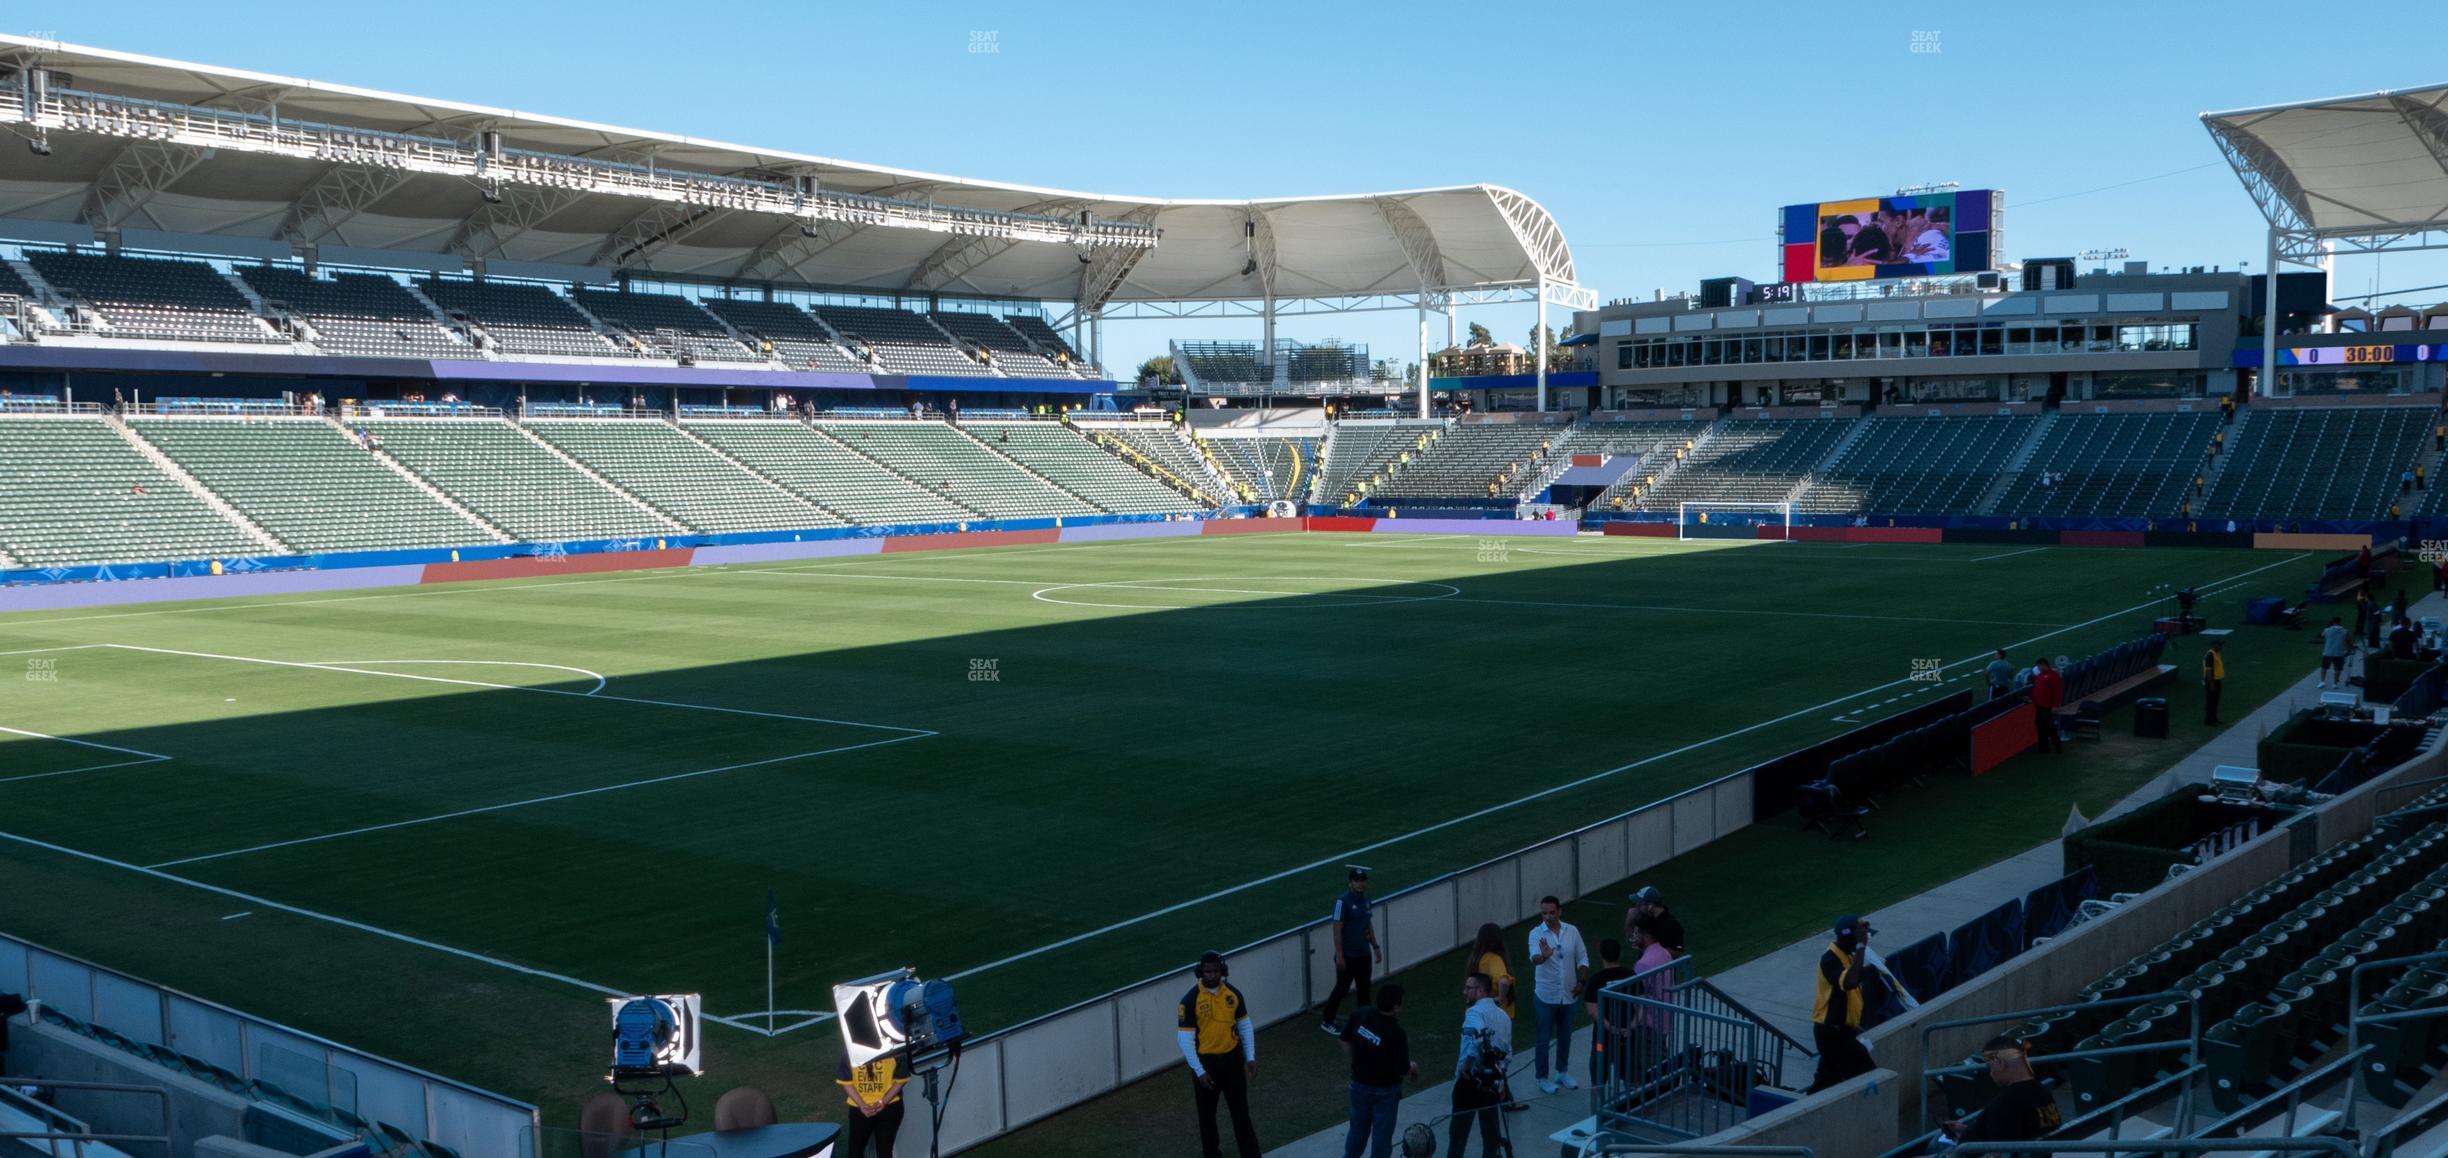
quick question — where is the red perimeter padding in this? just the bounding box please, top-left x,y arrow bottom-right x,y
1302,516 -> 1380,533
1602,522 -> 1677,538
1971,706 -> 2037,776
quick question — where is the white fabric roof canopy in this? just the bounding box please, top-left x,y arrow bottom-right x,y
0,36 -> 1578,306
2204,82 -> 2448,237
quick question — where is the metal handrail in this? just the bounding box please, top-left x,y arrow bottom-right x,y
1672,976 -> 1816,1057
2345,945 -> 2448,1138
1916,987 -> 2203,1134
2043,1061 -> 2206,1144
2368,1078 -> 2448,1157
1951,1141 -> 2354,1156
2191,1044 -> 2365,1139
1581,1142 -> 1815,1157
0,1078 -> 173,1154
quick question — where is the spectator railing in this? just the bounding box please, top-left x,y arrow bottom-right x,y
0,1079 -> 170,1155
0,932 -> 537,1157
903,761 -> 1761,1151
1915,988 -> 2204,1136
1598,957 -> 1809,1140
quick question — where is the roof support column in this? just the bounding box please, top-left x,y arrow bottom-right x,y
1536,277 -> 1550,413
2262,230 -> 2282,400
1264,294 -> 1282,391
1416,295 -> 1430,420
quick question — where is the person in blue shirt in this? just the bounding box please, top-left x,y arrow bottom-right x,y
1318,867 -> 1382,1033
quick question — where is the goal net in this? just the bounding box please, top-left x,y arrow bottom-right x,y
1677,501 -> 1792,541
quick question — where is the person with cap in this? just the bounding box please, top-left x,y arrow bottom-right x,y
1809,915 -> 1877,1093
1179,951 -> 1260,1158
1320,867 -> 1382,1034
1339,982 -> 1416,1158
1984,648 -> 2017,703
2201,638 -> 2226,726
1938,1034 -> 2062,1147
1449,972 -> 1512,1158
2028,657 -> 2064,755
1625,886 -> 1686,956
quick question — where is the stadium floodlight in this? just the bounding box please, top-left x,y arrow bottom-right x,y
608,993 -> 702,1081
834,968 -> 966,1068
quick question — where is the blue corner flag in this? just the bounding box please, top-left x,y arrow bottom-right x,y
766,891 -> 781,946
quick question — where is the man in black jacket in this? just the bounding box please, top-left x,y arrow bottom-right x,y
1939,1035 -> 2061,1152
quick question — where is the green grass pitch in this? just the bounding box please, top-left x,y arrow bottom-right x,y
0,532 -> 2334,1143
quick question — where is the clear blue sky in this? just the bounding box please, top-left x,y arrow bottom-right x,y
43,1 -> 2448,375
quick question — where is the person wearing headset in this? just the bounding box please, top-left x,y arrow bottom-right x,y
1179,950 -> 1261,1158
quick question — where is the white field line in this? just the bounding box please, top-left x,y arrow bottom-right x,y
0,824 -> 784,1035
1443,595 -> 2066,629
1967,547 -> 2051,563
97,644 -> 933,736
308,659 -> 610,696
933,551 -> 2315,984
0,644 -> 113,657
0,569 -> 701,629
0,724 -> 176,786
148,732 -> 933,869
735,568 -> 2064,628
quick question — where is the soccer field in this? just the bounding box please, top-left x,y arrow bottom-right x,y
0,531 -> 2328,1124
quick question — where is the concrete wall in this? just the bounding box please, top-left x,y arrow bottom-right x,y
9,1022 -> 261,1158
1704,1068 -> 1902,1158
1691,727 -> 2448,1148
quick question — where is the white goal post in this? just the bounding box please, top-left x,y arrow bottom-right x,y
1676,501 -> 1793,541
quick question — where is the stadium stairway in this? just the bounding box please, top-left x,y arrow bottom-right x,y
501,420 -> 689,533
523,419 -> 841,533
664,418 -> 854,523
1968,410 -> 2057,514
683,419 -> 976,525
943,421 -> 1116,511
342,417 -> 514,542
103,413 -> 286,553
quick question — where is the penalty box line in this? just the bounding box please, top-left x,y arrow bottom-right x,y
147,731 -> 932,869
0,825 -> 795,1037
95,644 -> 934,737
935,550 -> 2315,985
0,724 -> 175,786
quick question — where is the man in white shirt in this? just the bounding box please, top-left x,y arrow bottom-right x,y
1527,894 -> 1590,1094
1449,973 -> 1512,1158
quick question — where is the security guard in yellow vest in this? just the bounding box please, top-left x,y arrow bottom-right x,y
837,1052 -> 907,1157
2202,639 -> 2226,726
1808,915 -> 1875,1092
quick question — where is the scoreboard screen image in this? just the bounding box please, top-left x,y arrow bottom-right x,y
1780,189 -> 1997,283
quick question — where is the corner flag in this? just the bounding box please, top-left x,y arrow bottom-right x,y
766,891 -> 781,946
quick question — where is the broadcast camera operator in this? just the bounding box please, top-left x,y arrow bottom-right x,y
1450,972 -> 1514,1158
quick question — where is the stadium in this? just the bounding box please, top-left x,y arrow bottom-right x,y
2,14 -> 2448,1158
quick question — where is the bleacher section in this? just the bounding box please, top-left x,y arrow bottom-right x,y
811,306 -> 983,375
1632,418 -> 1852,512
1317,423 -> 1439,505
27,251 -> 281,345
571,289 -> 761,363
701,299 -> 867,371
816,420 -> 1096,519
129,418 -> 486,553
1097,425 -> 1229,503
1994,411 -> 2222,518
1006,314 -> 1088,369
683,420 -> 975,525
1372,423 -> 1560,499
237,268 -> 468,359
931,312 -> 1074,378
524,420 -> 841,532
966,421 -> 1202,513
0,416 -> 264,565
2204,406 -> 2433,520
418,279 -> 621,359
362,419 -> 674,542
1203,435 -> 1315,502
1176,342 -> 1269,388
28,1002 -> 465,1158
1800,415 -> 2035,515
